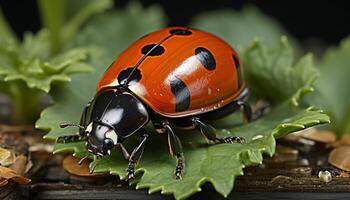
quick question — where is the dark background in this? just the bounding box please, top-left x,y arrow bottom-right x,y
1,0 -> 349,46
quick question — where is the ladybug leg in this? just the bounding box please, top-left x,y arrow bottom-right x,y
252,101 -> 271,120
127,129 -> 149,180
56,134 -> 82,143
57,122 -> 86,143
238,100 -> 271,122
237,100 -> 253,123
162,121 -> 185,179
192,117 -> 245,144
117,143 -> 130,160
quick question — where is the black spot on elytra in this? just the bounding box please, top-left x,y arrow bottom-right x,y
195,47 -> 216,70
232,55 -> 243,88
170,78 -> 190,112
141,44 -> 165,56
118,67 -> 142,85
169,29 -> 192,36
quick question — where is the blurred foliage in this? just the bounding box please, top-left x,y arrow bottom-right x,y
38,0 -> 113,54
0,30 -> 93,92
37,3 -> 329,199
70,2 -> 166,59
190,6 -> 299,49
0,0 -> 113,124
305,36 -> 350,136
241,37 -> 317,105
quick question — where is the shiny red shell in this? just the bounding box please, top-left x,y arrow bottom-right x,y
97,27 -> 246,118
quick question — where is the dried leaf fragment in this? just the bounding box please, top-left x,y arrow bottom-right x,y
338,171 -> 350,178
294,128 -> 336,143
273,145 -> 298,162
328,146 -> 350,171
340,134 -> 350,146
0,178 -> 8,187
10,155 -> 28,175
0,166 -> 31,185
331,134 -> 350,148
0,147 -> 15,166
63,155 -> 107,177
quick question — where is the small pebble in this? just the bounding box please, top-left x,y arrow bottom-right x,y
318,170 -> 332,183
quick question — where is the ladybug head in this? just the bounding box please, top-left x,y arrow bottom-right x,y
84,89 -> 149,158
84,121 -> 118,157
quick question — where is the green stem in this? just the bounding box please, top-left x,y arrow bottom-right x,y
9,82 -> 41,125
37,0 -> 112,53
62,0 -> 113,43
37,0 -> 66,55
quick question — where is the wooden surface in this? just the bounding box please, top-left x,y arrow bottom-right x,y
9,165 -> 350,200
2,136 -> 350,200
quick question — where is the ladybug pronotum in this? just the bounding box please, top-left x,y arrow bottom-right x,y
59,27 -> 256,179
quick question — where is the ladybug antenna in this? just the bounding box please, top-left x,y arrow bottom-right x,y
59,122 -> 84,129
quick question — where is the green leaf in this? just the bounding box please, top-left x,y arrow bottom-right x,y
47,103 -> 326,200
190,6 -> 298,49
42,96 -> 329,199
0,1 -> 110,123
305,36 -> 350,135
0,30 -> 93,93
87,105 -> 327,200
241,37 -> 318,106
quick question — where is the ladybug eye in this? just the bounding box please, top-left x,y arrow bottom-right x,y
104,139 -> 114,148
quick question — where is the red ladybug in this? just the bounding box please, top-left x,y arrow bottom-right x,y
59,27 -> 253,179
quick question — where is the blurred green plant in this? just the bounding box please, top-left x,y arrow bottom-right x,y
0,0 -> 113,124
305,36 -> 350,136
70,2 -> 166,59
190,6 -> 299,49
241,37 -> 317,105
36,4 -> 329,199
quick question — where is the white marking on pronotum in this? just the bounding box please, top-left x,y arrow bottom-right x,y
105,129 -> 118,145
86,123 -> 93,133
107,150 -> 111,155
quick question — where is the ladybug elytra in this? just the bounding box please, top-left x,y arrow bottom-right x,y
59,27 -> 254,179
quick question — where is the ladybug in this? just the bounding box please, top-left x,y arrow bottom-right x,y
59,27 -> 255,179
